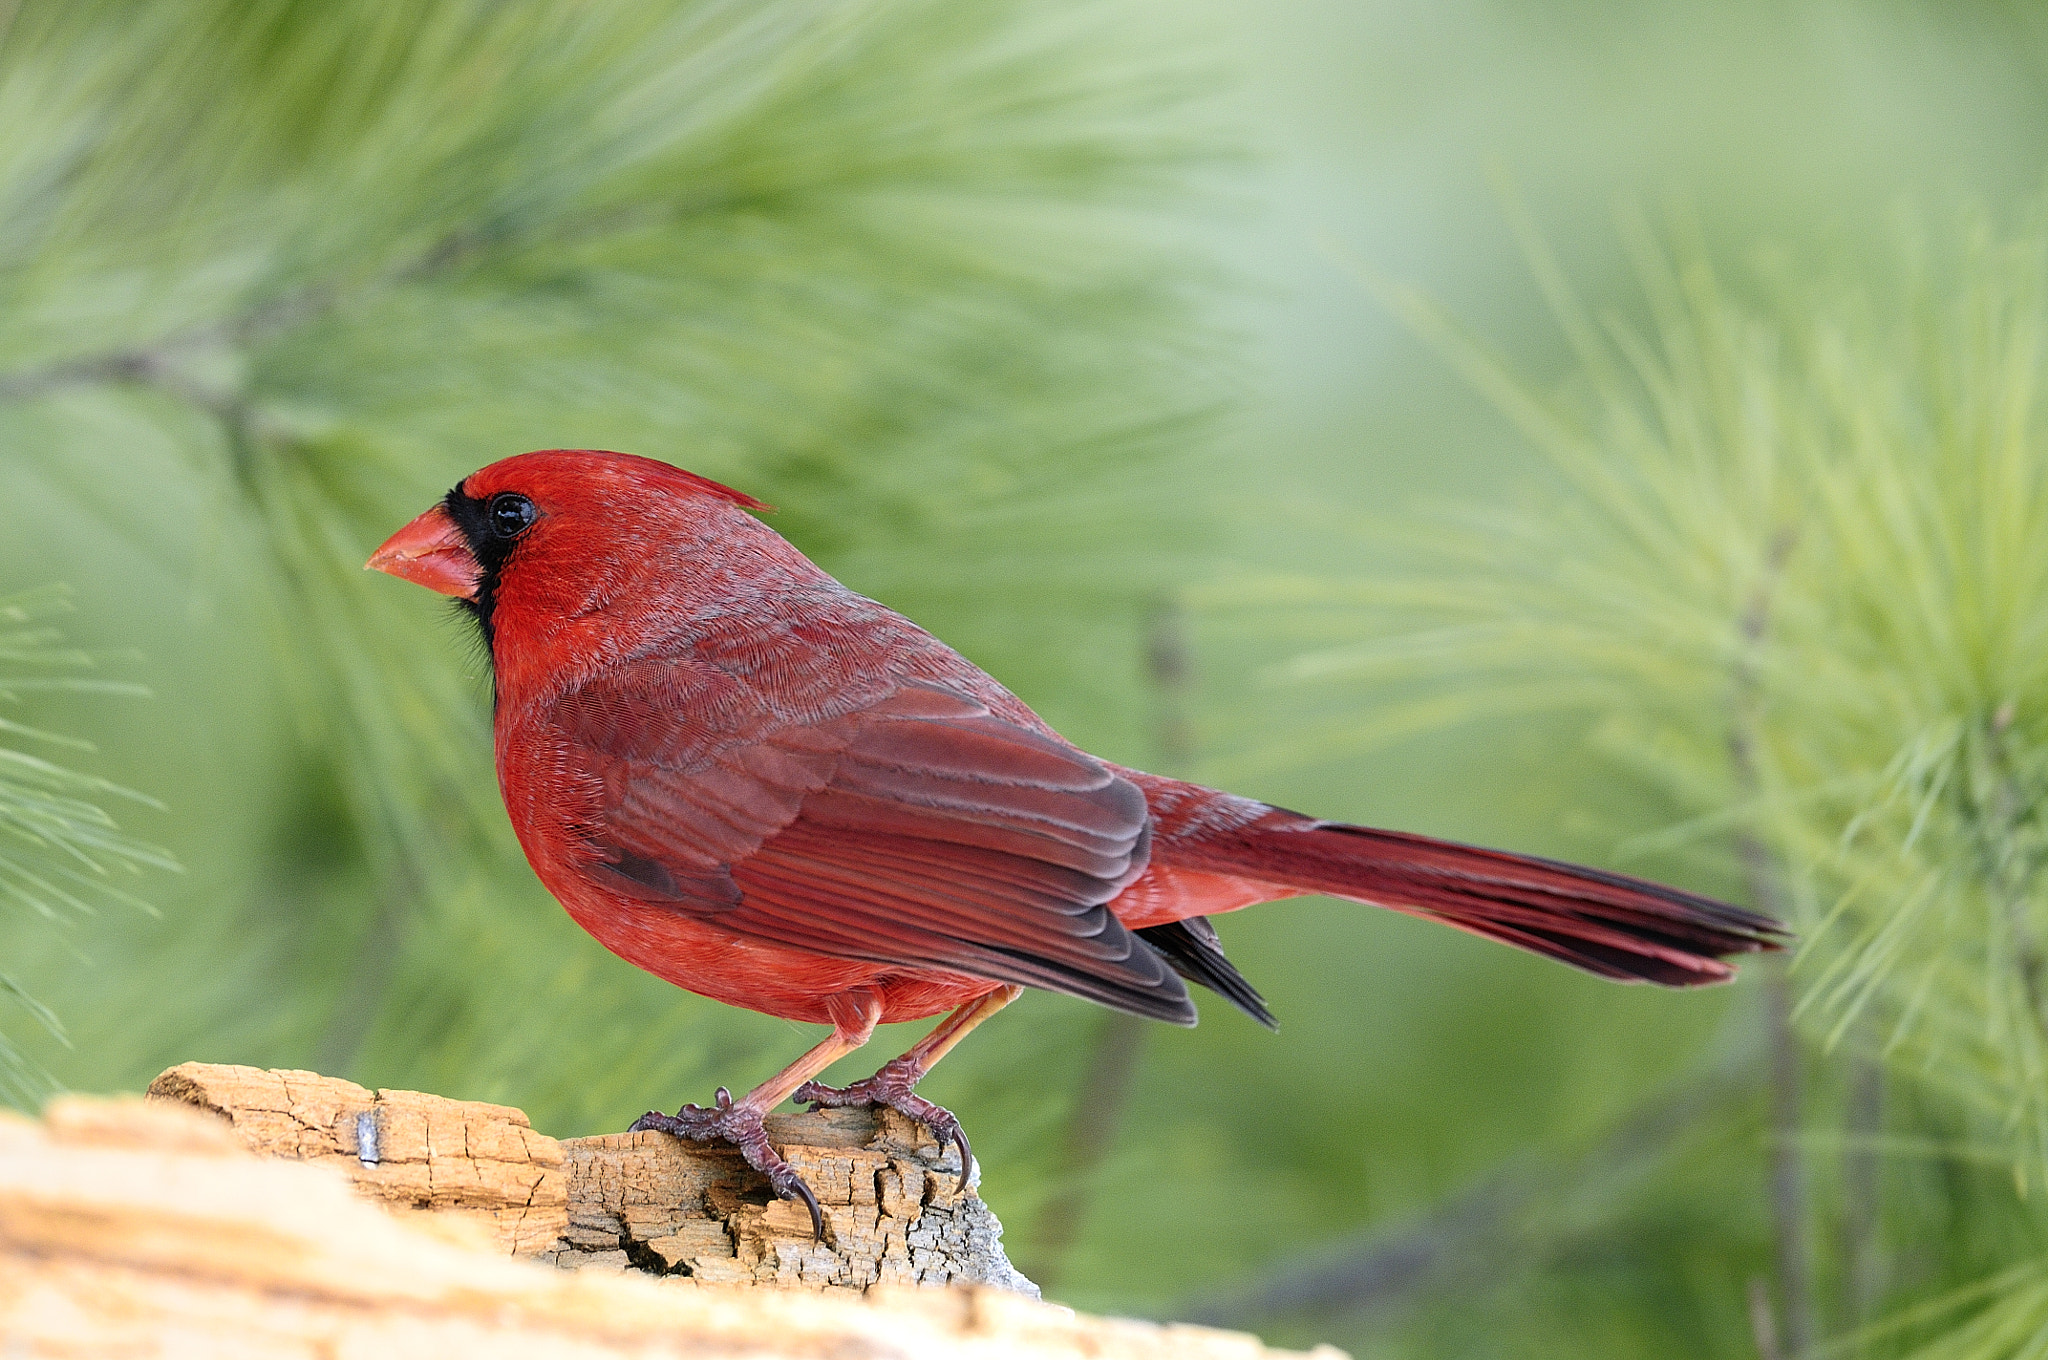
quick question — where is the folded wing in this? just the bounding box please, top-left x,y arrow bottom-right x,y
549,666 -> 1194,1023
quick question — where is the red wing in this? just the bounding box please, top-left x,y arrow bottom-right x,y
548,667 -> 1193,1023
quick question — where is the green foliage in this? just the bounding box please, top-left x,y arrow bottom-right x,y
0,0 -> 1226,1131
4,0 -> 1224,861
1206,210 -> 2048,1355
0,585 -> 174,1105
16,2 -> 2048,1353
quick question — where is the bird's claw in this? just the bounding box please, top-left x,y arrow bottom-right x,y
629,1092 -> 825,1242
794,1058 -> 974,1193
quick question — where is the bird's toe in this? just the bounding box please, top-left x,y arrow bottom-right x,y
629,1095 -> 826,1242
792,1063 -> 974,1192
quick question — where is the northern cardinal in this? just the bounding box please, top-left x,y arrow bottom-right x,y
369,449 -> 1785,1234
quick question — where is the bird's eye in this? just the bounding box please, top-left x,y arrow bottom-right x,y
488,492 -> 537,540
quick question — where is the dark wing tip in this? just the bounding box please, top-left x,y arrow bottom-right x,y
979,932 -> 1200,1026
1136,917 -> 1278,1030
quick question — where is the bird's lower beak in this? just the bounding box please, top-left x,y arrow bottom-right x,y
366,504 -> 481,600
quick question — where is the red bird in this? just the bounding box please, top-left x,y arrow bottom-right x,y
368,449 -> 1785,1234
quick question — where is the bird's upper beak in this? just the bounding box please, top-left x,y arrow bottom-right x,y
366,504 -> 481,600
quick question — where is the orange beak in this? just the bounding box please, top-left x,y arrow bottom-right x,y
366,504 -> 481,600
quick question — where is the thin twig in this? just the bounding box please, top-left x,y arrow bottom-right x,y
1025,595 -> 1194,1289
1726,525 -> 1810,1360
1750,1275 -> 1786,1360
1021,1009 -> 1147,1290
1841,1049 -> 1884,1343
0,196 -> 686,407
1759,956 -> 1811,1359
0,287 -> 332,405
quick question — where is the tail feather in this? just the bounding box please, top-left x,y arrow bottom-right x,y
1137,916 -> 1279,1029
1171,814 -> 1787,987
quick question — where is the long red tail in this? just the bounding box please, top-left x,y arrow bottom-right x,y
1171,809 -> 1788,987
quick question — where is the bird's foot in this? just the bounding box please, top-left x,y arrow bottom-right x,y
630,1087 -> 823,1240
794,1056 -> 973,1192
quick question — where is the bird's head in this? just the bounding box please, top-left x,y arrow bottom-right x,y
366,449 -> 772,649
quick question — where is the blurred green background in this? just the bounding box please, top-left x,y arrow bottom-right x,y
9,2 -> 2048,1356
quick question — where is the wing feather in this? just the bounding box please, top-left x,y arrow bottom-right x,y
549,666 -> 1192,1023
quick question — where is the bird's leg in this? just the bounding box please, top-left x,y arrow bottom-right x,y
630,992 -> 881,1240
794,984 -> 1023,1191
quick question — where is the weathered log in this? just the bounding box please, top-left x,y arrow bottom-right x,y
0,1091 -> 1346,1359
146,1061 -> 1032,1292
145,1061 -> 570,1255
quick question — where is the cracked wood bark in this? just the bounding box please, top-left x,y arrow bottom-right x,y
146,1062 -> 569,1256
0,1093 -> 1346,1360
146,1061 -> 1032,1293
